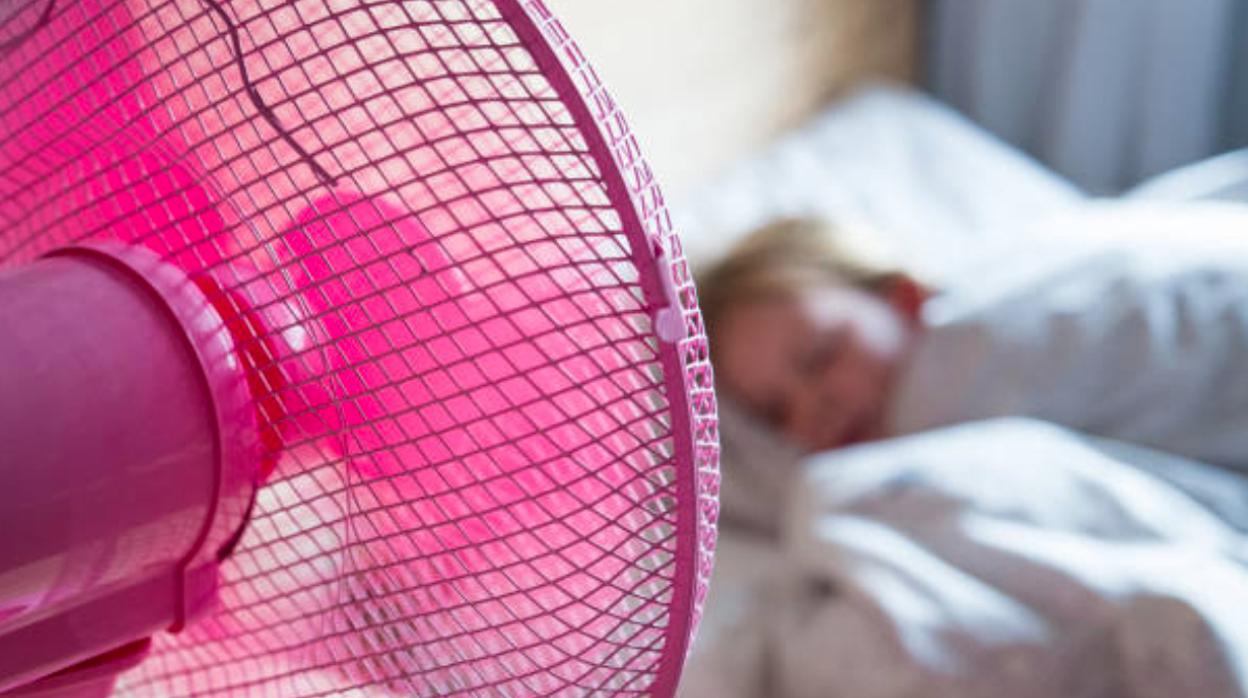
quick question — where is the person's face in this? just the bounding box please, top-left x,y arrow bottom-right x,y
714,282 -> 919,452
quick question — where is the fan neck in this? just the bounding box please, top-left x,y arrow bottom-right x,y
0,244 -> 259,695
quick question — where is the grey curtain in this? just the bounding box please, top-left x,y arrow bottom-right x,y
926,0 -> 1248,194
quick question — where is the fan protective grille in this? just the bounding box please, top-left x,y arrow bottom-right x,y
0,0 -> 719,695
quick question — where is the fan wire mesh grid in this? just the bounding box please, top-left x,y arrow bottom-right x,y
0,0 -> 720,695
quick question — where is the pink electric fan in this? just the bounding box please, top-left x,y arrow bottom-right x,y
0,0 -> 719,695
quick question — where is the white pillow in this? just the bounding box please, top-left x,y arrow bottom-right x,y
672,83 -> 1082,282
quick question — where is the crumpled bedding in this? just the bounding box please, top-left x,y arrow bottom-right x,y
683,416 -> 1248,698
780,418 -> 1248,698
675,87 -> 1248,697
892,215 -> 1248,470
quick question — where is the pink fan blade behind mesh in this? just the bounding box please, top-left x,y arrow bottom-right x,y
0,0 -> 719,695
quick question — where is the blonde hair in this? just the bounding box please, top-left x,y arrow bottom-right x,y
696,216 -> 907,340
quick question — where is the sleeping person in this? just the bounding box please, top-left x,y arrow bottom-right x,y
697,216 -> 929,454
702,212 -> 1248,465
686,213 -> 1248,698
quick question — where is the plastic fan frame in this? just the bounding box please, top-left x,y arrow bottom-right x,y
498,1 -> 721,689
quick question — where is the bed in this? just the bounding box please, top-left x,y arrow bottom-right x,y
673,84 -> 1248,698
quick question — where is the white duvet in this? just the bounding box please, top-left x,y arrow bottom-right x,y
891,209 -> 1248,470
779,419 -> 1248,698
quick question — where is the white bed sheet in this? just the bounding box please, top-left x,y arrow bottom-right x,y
781,418 -> 1248,698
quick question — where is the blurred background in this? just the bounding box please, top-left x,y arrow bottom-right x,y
553,0 -> 1248,199
541,2 -> 1248,697
551,0 -> 916,200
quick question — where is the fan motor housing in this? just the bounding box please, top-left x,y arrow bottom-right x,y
0,245 -> 258,694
